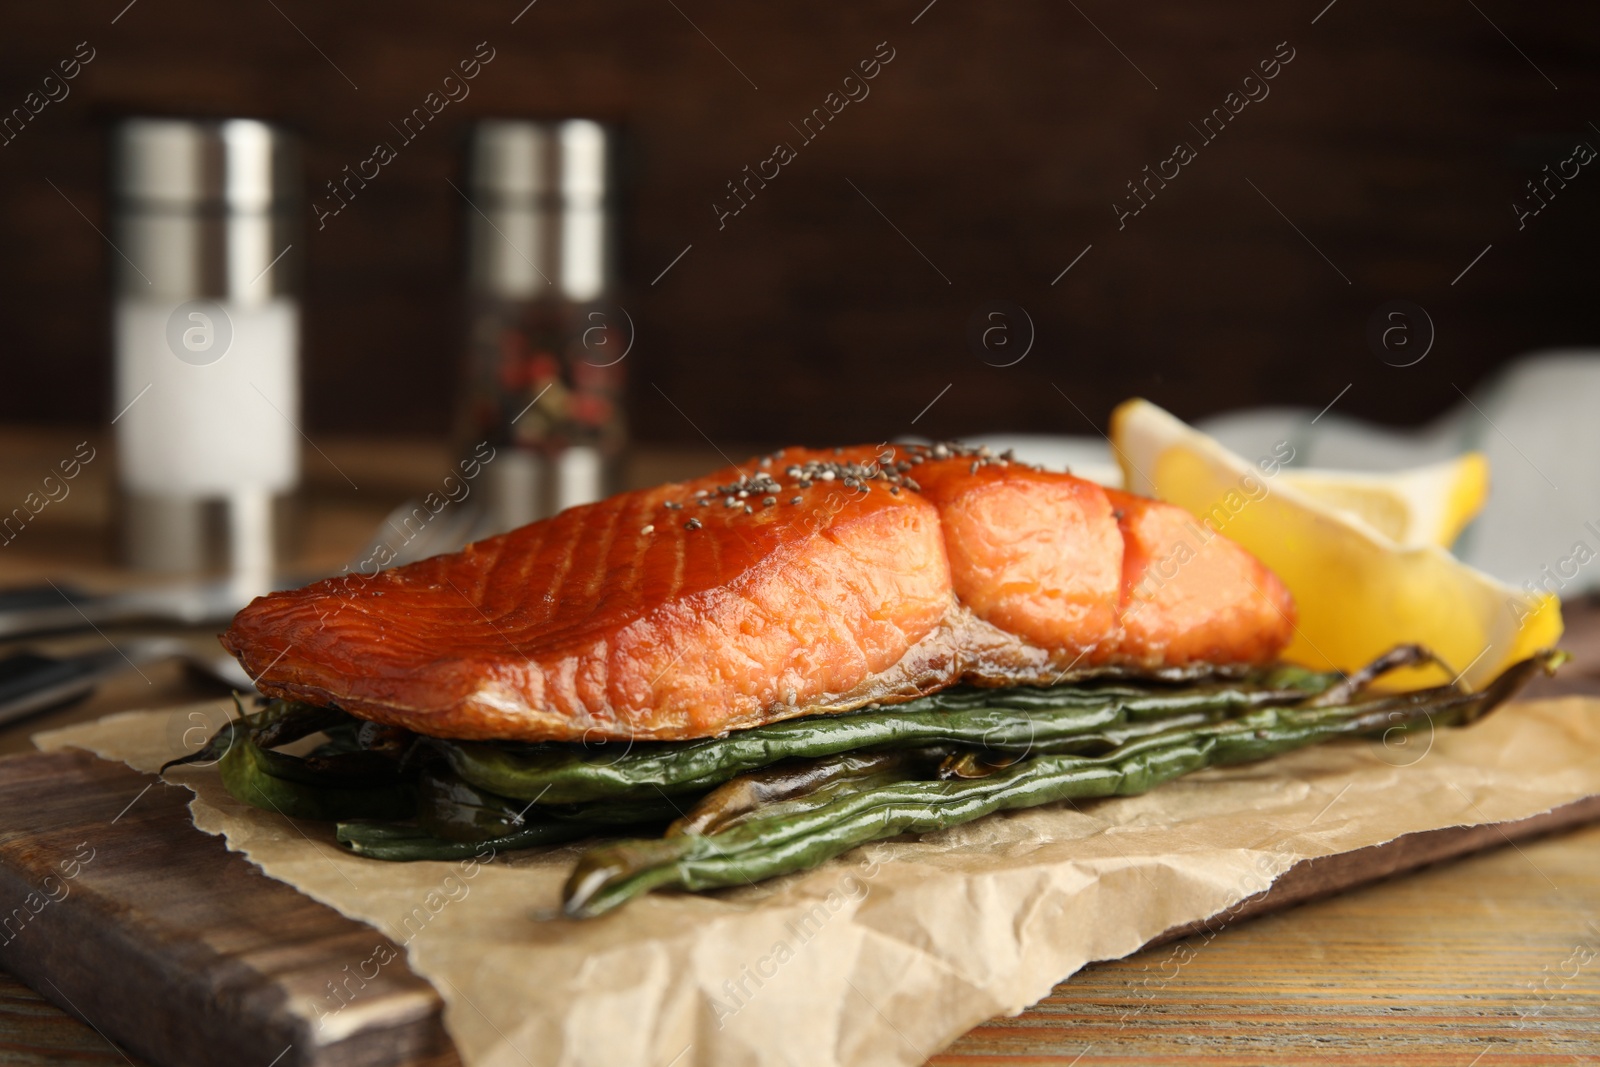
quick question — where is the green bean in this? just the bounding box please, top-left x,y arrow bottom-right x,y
416,765 -> 537,842
440,670 -> 1340,805
666,751 -> 932,837
250,699 -> 353,750
216,715 -> 414,822
159,696 -> 412,820
176,697 -> 676,839
160,697 -> 347,773
339,785 -> 683,860
1302,644 -> 1448,707
337,819 -> 598,861
414,764 -> 684,843
561,651 -> 1558,917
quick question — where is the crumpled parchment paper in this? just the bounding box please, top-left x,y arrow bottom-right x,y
36,696 -> 1600,1067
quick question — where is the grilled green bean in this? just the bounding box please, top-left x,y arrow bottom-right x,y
216,714 -> 414,822
160,697 -> 347,774
337,819 -> 596,861
159,696 -> 412,821
415,764 -> 684,844
440,669 -> 1341,805
666,751 -> 932,837
416,765 -> 536,842
561,651 -> 1558,917
340,781 -> 683,860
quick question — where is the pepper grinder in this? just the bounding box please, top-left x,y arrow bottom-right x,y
459,119 -> 627,533
111,117 -> 301,588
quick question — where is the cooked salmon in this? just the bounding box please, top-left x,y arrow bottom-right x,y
222,444 -> 1296,741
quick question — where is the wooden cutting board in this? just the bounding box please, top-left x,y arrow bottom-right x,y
3,747 -> 1599,1067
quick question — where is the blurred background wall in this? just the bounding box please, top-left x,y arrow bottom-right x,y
2,0 -> 1597,446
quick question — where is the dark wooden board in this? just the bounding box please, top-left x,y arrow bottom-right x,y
2,747 -> 1598,1067
0,750 -> 459,1067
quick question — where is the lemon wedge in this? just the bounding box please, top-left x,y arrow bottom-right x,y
1278,455 -> 1489,549
1110,398 -> 1561,691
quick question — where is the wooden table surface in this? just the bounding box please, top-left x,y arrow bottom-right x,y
2,430 -> 1596,1066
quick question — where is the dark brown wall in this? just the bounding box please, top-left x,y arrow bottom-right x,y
2,0 -> 1598,446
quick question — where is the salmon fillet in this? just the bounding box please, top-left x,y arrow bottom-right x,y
222,444 -> 1295,741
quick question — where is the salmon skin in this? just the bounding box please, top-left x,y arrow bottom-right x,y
222,444 -> 1296,742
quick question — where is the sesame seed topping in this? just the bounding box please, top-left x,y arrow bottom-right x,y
663,445 -> 1035,517
641,524 -> 655,534
684,518 -> 702,530
893,441 -> 1042,477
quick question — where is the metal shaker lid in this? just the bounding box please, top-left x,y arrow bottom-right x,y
468,119 -> 615,205
466,119 -> 618,301
114,117 -> 300,212
111,118 -> 301,300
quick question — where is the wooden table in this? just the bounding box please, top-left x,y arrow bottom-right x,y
2,430 -> 1597,1065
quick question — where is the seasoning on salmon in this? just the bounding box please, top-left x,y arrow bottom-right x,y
221,444 -> 1296,742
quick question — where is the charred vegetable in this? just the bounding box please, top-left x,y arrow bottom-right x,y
177,697 -> 414,822
437,665 -> 1340,805
162,649 -> 1561,915
562,651 -> 1559,916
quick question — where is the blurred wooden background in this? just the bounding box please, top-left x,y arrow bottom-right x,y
2,0 -> 1598,445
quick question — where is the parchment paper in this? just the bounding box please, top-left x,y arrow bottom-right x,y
36,697 -> 1600,1067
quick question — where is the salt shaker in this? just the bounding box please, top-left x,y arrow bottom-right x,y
458,119 -> 627,533
111,118 -> 301,587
